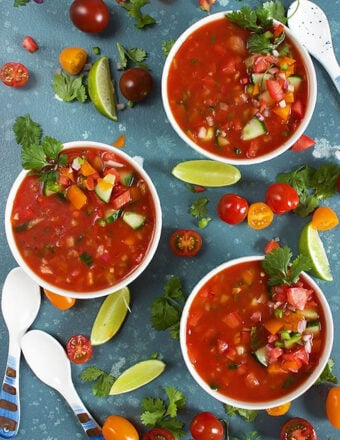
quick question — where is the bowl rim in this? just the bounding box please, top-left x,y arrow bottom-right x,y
5,140 -> 162,299
179,255 -> 334,410
161,11 -> 317,166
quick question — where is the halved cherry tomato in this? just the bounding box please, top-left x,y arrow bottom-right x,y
291,134 -> 315,151
266,401 -> 291,416
247,202 -> 274,230
190,412 -> 224,440
0,62 -> 29,87
169,229 -> 202,257
217,193 -> 249,224
102,415 -> 139,440
22,36 -> 39,53
69,0 -> 110,33
311,206 -> 339,231
280,417 -> 317,440
43,288 -> 76,310
66,334 -> 93,364
326,386 -> 340,429
266,183 -> 299,214
142,428 -> 175,440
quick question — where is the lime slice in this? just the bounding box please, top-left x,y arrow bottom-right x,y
88,56 -> 117,121
299,222 -> 333,281
90,287 -> 130,346
109,359 -> 166,395
172,160 -> 241,187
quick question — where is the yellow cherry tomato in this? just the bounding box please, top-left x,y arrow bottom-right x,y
43,288 -> 76,310
312,206 -> 339,231
266,401 -> 291,416
326,386 -> 340,428
247,202 -> 274,230
59,47 -> 87,75
102,415 -> 139,440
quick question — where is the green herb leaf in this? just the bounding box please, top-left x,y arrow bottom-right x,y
116,42 -> 148,70
119,0 -> 156,29
13,0 -> 30,6
162,40 -> 175,57
13,114 -> 42,149
81,367 -> 116,397
263,0 -> 287,23
41,136 -> 64,162
315,359 -> 338,385
224,404 -> 258,423
21,144 -> 48,171
52,72 -> 87,103
190,197 -> 211,228
80,252 -> 93,267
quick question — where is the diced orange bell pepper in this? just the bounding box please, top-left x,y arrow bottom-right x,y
80,160 -> 97,176
263,318 -> 284,335
67,184 -> 87,209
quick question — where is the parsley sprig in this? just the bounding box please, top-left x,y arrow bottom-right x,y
116,42 -> 148,70
119,0 -> 156,29
52,71 -> 87,103
140,386 -> 186,440
262,246 -> 312,286
150,276 -> 186,340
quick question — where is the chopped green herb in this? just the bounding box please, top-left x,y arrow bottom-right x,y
140,386 -> 185,440
189,197 -> 211,229
162,39 -> 175,57
13,0 -> 30,6
150,276 -> 186,340
116,42 -> 148,70
92,46 -> 101,55
262,246 -> 312,286
80,252 -> 93,267
119,0 -> 156,29
81,366 -> 116,397
224,404 -> 258,422
52,71 -> 87,103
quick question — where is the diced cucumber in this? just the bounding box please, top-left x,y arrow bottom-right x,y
253,346 -> 268,366
299,308 -> 319,320
119,169 -> 134,186
306,320 -> 320,334
216,135 -> 229,147
105,208 -> 121,224
122,211 -> 146,230
283,332 -> 301,348
288,74 -> 303,90
95,174 -> 116,203
43,180 -> 64,197
251,72 -> 272,86
241,117 -> 268,141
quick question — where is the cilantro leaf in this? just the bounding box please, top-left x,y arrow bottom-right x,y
315,359 -> 338,385
189,197 -> 211,229
41,136 -> 64,162
262,246 -> 312,286
21,144 -> 49,171
263,0 -> 287,23
14,0 -> 30,6
52,72 -> 87,103
13,114 -> 42,149
162,40 -> 175,57
116,42 -> 148,70
224,404 -> 258,422
119,0 -> 156,29
81,367 -> 115,397
226,7 -> 264,33
164,387 -> 185,417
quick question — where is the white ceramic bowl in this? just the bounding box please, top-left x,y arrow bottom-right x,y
162,12 -> 317,165
5,141 -> 162,299
180,256 -> 333,410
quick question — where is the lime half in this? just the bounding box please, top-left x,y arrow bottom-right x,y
90,287 -> 130,346
172,160 -> 241,187
88,56 -> 117,121
109,359 -> 166,395
299,222 -> 333,281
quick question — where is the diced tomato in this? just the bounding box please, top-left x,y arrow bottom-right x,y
266,79 -> 285,102
245,372 -> 260,388
273,23 -> 285,37
291,100 -> 304,119
111,189 -> 132,210
223,311 -> 243,329
286,287 -> 311,310
267,346 -> 283,363
271,285 -> 287,304
199,0 -> 215,12
252,55 -> 277,73
291,134 -> 315,151
22,36 -> 39,53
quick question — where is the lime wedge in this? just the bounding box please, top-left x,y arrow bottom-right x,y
109,359 -> 165,395
88,56 -> 117,121
299,222 -> 333,281
172,160 -> 241,187
90,287 -> 130,346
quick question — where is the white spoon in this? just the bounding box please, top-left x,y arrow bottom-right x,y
21,330 -> 104,439
0,267 -> 41,439
287,0 -> 340,93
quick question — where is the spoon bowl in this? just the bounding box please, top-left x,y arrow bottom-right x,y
288,0 -> 340,93
0,267 -> 41,439
21,330 -> 104,439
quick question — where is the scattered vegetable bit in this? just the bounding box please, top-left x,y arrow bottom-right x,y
52,71 -> 87,102
14,0 -> 30,6
66,334 -> 93,364
162,40 -> 175,57
119,0 -> 156,29
116,42 -> 148,70
311,206 -> 339,231
113,133 -> 126,147
291,134 -> 316,151
150,276 -> 186,340
190,197 -> 211,229
43,288 -> 76,310
266,401 -> 291,416
264,238 -> 280,254
59,47 -> 88,75
22,35 -> 39,53
199,0 -> 216,13
169,229 -> 202,258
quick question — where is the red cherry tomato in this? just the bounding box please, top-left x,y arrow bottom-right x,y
169,229 -> 202,257
66,334 -> 93,364
0,62 -> 29,87
217,194 -> 249,224
265,182 -> 299,214
69,0 -> 110,33
142,428 -> 175,440
190,412 -> 224,440
119,68 -> 153,102
280,417 -> 317,440
102,415 -> 139,440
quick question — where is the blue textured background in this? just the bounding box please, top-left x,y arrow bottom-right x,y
0,1 -> 339,439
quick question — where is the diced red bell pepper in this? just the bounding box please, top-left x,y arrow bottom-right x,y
264,239 -> 280,254
199,0 -> 215,12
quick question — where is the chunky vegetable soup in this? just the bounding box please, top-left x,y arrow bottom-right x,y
10,147 -> 157,292
185,260 -> 326,402
167,17 -> 309,160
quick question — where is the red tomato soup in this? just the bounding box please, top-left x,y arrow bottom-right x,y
167,17 -> 309,160
10,147 -> 157,292
185,260 -> 326,402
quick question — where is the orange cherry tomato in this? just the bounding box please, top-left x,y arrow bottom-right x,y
43,288 -> 76,310
266,401 -> 291,416
311,206 -> 339,231
102,415 -> 139,440
326,386 -> 340,428
247,202 -> 274,230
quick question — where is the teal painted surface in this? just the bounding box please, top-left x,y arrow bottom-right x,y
0,1 -> 339,438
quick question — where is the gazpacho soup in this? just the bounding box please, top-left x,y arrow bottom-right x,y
167,16 -> 310,160
185,260 -> 326,403
10,146 -> 157,293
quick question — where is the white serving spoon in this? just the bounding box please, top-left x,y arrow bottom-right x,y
21,330 -> 104,440
0,267 -> 41,439
287,0 -> 340,93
